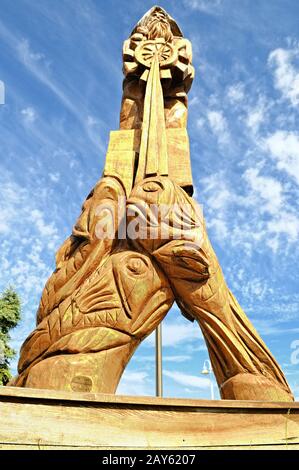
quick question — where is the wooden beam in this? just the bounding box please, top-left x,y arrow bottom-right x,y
0,386 -> 298,449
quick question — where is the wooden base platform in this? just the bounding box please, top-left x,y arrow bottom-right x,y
0,386 -> 298,449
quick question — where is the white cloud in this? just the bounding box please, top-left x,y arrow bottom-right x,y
30,209 -> 58,240
196,117 -> 205,129
21,106 -> 36,124
243,167 -> 299,245
266,237 -> 279,253
0,177 -> 26,235
117,370 -> 151,396
18,38 -> 45,63
243,167 -> 283,215
135,354 -> 192,364
201,173 -> 231,239
163,355 -> 192,363
9,253 -> 48,295
0,173 -> 60,368
163,370 -> 210,389
0,172 -> 60,302
267,212 -> 299,242
0,23 -> 68,113
145,321 -> 203,348
185,343 -> 208,353
253,320 -> 299,336
241,278 -> 268,301
16,38 -> 78,116
245,101 -> 266,134
207,217 -> 228,239
227,83 -> 245,103
87,115 -> 98,127
207,110 -> 230,145
49,172 -> 60,183
264,130 -> 299,186
201,166 -> 299,253
202,173 -> 232,211
0,20 -> 114,154
268,45 -> 299,107
189,95 -> 200,107
86,115 -> 106,153
184,0 -> 222,14
0,220 -> 10,234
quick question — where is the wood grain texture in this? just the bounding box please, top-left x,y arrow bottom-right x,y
103,128 -> 192,196
0,387 -> 299,450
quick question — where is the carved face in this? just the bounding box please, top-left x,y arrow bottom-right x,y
131,6 -> 183,40
145,10 -> 173,42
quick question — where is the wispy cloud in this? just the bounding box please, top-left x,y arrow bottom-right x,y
15,37 -> 86,124
163,370 -> 211,389
263,130 -> 299,186
0,19 -> 107,152
183,0 -> 222,14
145,320 -> 203,348
163,355 -> 192,363
268,44 -> 299,107
245,98 -> 267,134
117,370 -> 151,396
0,21 -> 71,112
243,167 -> 283,215
134,354 -> 192,364
21,106 -> 37,124
207,110 -> 230,145
227,83 -> 245,104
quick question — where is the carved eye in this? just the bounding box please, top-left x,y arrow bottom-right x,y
143,181 -> 163,193
126,256 -> 149,276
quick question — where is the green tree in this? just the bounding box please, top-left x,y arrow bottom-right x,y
0,287 -> 21,385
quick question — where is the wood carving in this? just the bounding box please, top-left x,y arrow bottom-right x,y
121,7 -> 194,130
11,6 -> 293,401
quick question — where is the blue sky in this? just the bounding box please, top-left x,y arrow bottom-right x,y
0,0 -> 299,400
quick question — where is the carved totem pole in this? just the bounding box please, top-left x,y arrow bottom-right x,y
12,7 -> 293,401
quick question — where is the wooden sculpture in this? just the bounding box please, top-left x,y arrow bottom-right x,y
11,6 -> 293,401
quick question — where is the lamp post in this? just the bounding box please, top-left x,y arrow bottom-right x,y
201,359 -> 214,400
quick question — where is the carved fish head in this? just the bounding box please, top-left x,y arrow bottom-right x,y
126,176 -> 204,253
111,249 -> 174,336
72,246 -> 174,337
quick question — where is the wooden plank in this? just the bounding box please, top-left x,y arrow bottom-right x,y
0,387 -> 299,449
1,386 -> 299,410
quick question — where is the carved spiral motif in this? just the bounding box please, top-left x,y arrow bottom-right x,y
135,39 -> 177,68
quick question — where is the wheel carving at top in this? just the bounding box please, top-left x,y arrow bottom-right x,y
135,40 -> 177,68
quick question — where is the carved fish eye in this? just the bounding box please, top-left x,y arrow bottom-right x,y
142,181 -> 163,193
126,256 -> 149,276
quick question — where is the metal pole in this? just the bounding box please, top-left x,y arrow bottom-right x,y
155,323 -> 163,397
